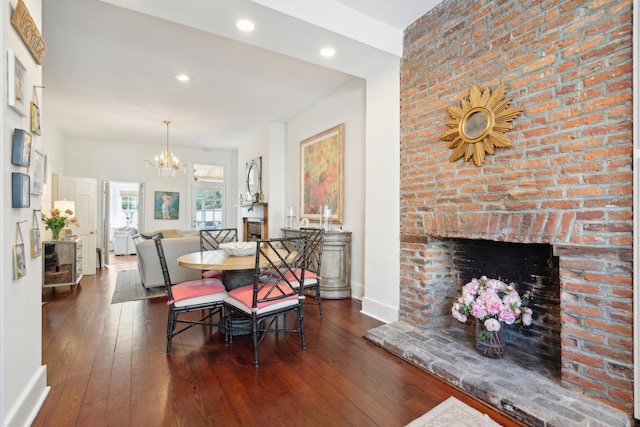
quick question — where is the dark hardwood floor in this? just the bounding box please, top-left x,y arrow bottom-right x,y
34,255 -> 521,426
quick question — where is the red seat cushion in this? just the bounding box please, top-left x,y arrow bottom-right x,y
226,283 -> 300,313
202,269 -> 223,279
284,268 -> 321,281
264,268 -> 321,281
168,278 -> 226,304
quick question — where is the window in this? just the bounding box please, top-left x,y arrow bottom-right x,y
194,164 -> 224,182
194,188 -> 223,229
121,195 -> 138,211
192,163 -> 225,230
119,190 -> 138,227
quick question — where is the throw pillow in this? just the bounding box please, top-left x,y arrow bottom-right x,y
140,232 -> 164,240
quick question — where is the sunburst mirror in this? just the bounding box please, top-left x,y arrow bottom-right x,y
441,83 -> 522,166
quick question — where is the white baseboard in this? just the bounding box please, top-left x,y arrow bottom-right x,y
4,365 -> 50,427
351,280 -> 364,300
361,296 -> 398,324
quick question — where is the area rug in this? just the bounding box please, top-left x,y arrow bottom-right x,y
405,396 -> 502,427
111,269 -> 166,304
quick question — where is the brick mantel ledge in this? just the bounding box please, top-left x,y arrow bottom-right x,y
417,211 -> 603,245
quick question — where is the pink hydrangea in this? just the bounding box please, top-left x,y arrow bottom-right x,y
451,276 -> 533,334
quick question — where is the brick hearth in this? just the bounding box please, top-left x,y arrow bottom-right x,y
364,322 -> 630,427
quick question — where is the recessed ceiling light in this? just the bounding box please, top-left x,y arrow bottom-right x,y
237,19 -> 255,32
175,74 -> 190,82
320,47 -> 335,58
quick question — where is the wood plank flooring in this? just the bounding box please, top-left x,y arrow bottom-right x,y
33,256 -> 522,426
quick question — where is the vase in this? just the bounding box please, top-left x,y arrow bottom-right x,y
51,228 -> 61,241
475,319 -> 505,359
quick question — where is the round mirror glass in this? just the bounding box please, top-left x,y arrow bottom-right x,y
462,110 -> 490,140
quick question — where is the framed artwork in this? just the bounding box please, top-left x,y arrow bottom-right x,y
13,243 -> 26,279
30,150 -> 45,195
300,123 -> 344,223
31,101 -> 41,135
12,173 -> 30,208
154,191 -> 179,220
7,50 -> 27,116
11,129 -> 31,167
30,228 -> 41,258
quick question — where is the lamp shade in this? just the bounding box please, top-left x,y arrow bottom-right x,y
54,200 -> 75,214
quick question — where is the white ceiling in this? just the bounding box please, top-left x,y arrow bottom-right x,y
41,0 -> 440,150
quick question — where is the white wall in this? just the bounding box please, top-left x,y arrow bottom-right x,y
1,1 -> 50,425
361,61 -> 400,322
285,77 -> 366,298
63,137 -> 238,245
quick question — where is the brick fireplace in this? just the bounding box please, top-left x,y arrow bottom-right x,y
397,0 -> 633,417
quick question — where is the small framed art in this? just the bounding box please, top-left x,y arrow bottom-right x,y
30,150 -> 45,195
7,50 -> 27,116
12,129 -> 31,167
12,173 -> 30,208
13,243 -> 26,279
30,101 -> 41,135
30,228 -> 40,258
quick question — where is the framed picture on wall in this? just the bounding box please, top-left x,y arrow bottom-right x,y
7,49 -> 27,117
31,101 -> 41,135
30,227 -> 41,258
154,191 -> 179,220
13,243 -> 26,279
11,129 -> 31,167
30,150 -> 45,195
12,172 -> 30,208
299,123 -> 344,224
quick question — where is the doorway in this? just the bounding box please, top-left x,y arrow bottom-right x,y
102,181 -> 144,266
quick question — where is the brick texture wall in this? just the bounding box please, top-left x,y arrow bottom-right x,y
399,0 -> 633,414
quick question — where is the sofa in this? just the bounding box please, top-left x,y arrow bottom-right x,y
134,229 -> 201,288
112,226 -> 138,255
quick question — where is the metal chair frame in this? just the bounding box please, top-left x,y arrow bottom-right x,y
154,236 -> 226,354
199,228 -> 238,251
224,235 -> 307,367
296,227 -> 325,314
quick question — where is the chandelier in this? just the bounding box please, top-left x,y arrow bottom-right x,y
145,120 -> 186,177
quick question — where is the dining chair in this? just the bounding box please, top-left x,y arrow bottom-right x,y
223,235 -> 307,367
296,227 -> 325,314
154,235 -> 228,355
200,228 -> 238,251
199,228 -> 238,279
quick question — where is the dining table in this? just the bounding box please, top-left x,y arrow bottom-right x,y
177,246 -> 296,290
177,246 -> 297,336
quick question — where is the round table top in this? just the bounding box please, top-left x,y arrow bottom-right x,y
177,248 -> 292,271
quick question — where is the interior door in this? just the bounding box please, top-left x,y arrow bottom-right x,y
56,175 -> 98,275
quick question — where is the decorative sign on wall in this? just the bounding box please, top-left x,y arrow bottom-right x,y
11,0 -> 47,65
441,83 -> 522,166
